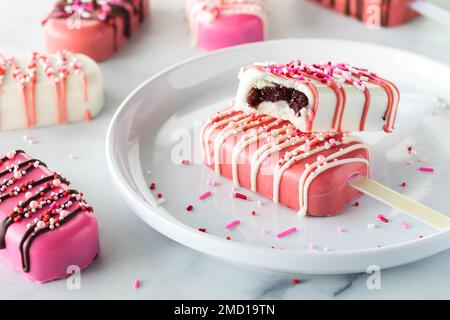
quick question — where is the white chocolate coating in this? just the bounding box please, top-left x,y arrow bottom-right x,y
0,51 -> 104,131
234,62 -> 400,133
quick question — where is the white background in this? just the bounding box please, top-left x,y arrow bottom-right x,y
0,0 -> 449,299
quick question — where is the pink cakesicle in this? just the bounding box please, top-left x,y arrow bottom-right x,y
42,0 -> 150,62
0,150 -> 99,283
311,0 -> 419,27
186,0 -> 267,51
201,108 -> 370,216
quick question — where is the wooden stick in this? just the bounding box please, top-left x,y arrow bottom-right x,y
347,174 -> 450,229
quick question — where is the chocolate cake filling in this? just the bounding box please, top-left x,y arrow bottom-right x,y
247,84 -> 309,116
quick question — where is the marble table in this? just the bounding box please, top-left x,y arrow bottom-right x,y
0,0 -> 449,299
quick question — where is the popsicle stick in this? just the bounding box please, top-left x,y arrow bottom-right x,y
410,0 -> 450,28
347,174 -> 450,229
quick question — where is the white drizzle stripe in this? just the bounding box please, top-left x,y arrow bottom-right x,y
299,158 -> 369,216
272,136 -> 364,203
298,143 -> 369,215
250,134 -> 303,192
231,119 -> 282,186
203,112 -> 247,165
213,114 -> 265,174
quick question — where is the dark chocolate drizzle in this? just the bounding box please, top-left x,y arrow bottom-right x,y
381,0 -> 391,26
247,84 -> 310,117
0,151 -> 91,273
109,4 -> 132,38
19,191 -> 82,273
43,1 -> 148,53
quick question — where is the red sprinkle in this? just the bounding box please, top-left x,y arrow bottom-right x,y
226,236 -> 231,240
149,183 -> 156,190
407,145 -> 413,153
401,181 -> 407,187
182,160 -> 191,165
198,228 -> 207,233
419,234 -> 424,239
186,204 -> 194,212
156,193 -> 163,199
292,279 -> 301,285
234,192 -> 248,200
353,201 -> 360,207
251,210 -> 256,216
377,214 -> 389,223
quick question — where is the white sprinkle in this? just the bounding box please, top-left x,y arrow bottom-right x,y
367,223 -> 375,230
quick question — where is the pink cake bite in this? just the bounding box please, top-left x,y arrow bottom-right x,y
201,108 -> 370,216
311,0 -> 419,27
186,0 -> 267,51
0,151 -> 99,283
42,0 -> 150,62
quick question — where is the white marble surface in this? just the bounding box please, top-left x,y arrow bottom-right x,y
0,0 -> 449,299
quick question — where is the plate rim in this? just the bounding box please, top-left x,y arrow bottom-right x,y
106,38 -> 450,274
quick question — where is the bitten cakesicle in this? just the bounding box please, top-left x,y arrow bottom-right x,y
201,107 -> 369,216
43,0 -> 150,62
234,61 -> 400,133
0,51 -> 104,131
311,0 -> 419,27
0,150 -> 99,283
186,0 -> 267,51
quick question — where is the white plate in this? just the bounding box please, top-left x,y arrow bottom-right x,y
106,39 -> 450,274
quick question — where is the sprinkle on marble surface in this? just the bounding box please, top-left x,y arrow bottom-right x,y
226,236 -> 231,240
419,234 -> 424,239
198,228 -> 207,233
401,181 -> 407,187
156,192 -> 163,199
377,214 -> 389,223
292,278 -> 301,285
276,227 -> 297,238
251,210 -> 257,216
407,144 -> 413,154
182,160 -> 191,165
149,182 -> 156,190
133,279 -> 140,289
186,204 -> 194,212
353,201 -> 360,207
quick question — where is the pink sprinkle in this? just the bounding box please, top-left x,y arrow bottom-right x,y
419,166 -> 435,173
198,191 -> 212,200
401,221 -> 409,230
182,160 -> 191,165
378,214 -> 389,223
336,226 -> 346,233
277,227 -> 297,238
133,279 -> 140,289
225,219 -> 241,230
208,179 -> 218,187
